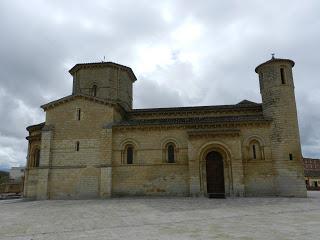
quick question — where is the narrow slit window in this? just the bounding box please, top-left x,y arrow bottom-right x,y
253,145 -> 257,159
127,146 -> 133,164
167,144 -> 175,163
76,141 -> 80,151
77,108 -> 81,121
34,149 -> 40,167
289,153 -> 293,160
92,85 -> 97,97
280,68 -> 286,84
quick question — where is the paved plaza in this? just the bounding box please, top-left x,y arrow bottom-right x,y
0,192 -> 319,240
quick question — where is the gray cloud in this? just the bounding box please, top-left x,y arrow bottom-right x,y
134,78 -> 184,108
0,0 -> 319,168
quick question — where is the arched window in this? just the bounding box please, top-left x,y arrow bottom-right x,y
249,140 -> 262,160
92,85 -> 97,97
126,145 -> 133,164
33,148 -> 40,168
166,143 -> 175,163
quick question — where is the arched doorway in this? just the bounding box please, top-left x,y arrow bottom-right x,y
206,151 -> 225,198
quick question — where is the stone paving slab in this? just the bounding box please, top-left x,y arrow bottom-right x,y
0,192 -> 319,239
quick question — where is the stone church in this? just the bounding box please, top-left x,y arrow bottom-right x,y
24,57 -> 307,199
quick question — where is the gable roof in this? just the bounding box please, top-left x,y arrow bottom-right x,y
236,99 -> 259,105
41,94 -> 117,111
130,101 -> 262,115
68,62 -> 137,82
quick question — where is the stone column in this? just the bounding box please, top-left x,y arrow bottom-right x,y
229,138 -> 245,197
36,125 -> 53,200
100,167 -> 112,198
99,127 -> 113,198
188,140 -> 201,196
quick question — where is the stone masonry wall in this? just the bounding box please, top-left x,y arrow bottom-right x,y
111,124 -> 274,197
43,98 -> 118,199
111,127 -> 189,196
112,165 -> 189,196
241,125 -> 275,196
73,66 -> 133,110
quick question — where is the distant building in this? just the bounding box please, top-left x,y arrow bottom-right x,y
9,167 -> 25,183
303,158 -> 320,190
0,171 -> 9,184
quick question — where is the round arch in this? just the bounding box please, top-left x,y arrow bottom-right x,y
243,135 -> 265,147
119,138 -> 140,150
197,141 -> 233,197
160,137 -> 180,163
160,137 -> 180,149
243,135 -> 266,160
120,138 -> 139,164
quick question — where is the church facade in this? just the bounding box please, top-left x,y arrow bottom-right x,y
24,57 -> 307,199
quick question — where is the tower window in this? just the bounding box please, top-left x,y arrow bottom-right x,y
289,153 -> 293,160
127,146 -> 133,164
76,141 -> 80,151
280,68 -> 286,84
92,85 -> 97,97
77,108 -> 81,121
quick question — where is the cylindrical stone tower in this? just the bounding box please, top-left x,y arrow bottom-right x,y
255,56 -> 306,197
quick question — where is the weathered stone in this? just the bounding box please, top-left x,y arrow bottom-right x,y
24,57 -> 307,199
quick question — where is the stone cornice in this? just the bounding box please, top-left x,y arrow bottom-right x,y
68,62 -> 137,82
26,122 -> 45,132
26,134 -> 41,141
113,121 -> 271,131
188,129 -> 240,138
255,57 -> 295,73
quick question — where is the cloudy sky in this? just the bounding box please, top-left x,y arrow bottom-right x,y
0,0 -> 319,169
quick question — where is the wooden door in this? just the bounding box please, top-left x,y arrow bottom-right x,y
206,151 -> 225,198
